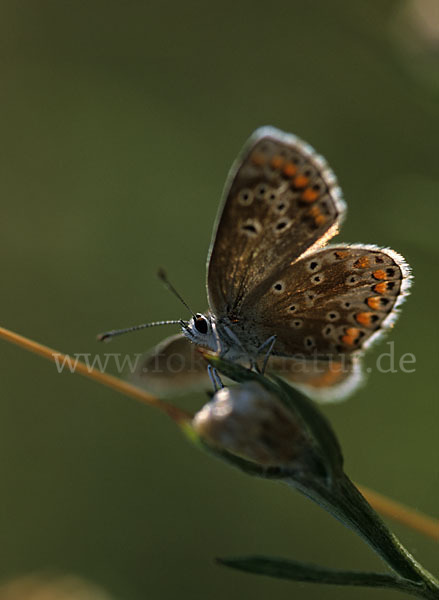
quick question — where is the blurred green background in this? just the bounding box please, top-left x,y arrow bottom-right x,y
1,1 -> 438,598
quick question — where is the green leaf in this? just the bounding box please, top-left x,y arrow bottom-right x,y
217,555 -> 420,594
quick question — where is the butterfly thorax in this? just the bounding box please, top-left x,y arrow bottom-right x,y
182,312 -> 264,362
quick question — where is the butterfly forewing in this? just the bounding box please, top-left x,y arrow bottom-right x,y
241,245 -> 411,358
207,127 -> 346,317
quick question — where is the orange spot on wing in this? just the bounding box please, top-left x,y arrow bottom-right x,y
310,362 -> 343,388
341,327 -> 360,346
356,312 -> 374,326
353,256 -> 370,269
293,175 -> 309,188
251,153 -> 266,166
374,282 -> 388,294
335,250 -> 349,259
271,155 -> 284,169
367,297 -> 381,310
283,162 -> 297,177
309,205 -> 326,226
302,187 -> 319,203
373,269 -> 387,280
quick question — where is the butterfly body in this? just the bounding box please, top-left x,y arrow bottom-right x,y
182,313 -> 262,363
133,127 -> 412,401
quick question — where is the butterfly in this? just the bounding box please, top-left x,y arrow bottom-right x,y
111,127 -> 412,401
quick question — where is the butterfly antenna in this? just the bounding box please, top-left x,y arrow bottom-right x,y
97,269 -> 193,342
97,319 -> 184,342
157,268 -> 195,317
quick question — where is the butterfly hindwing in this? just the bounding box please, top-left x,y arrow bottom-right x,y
132,334 -> 211,396
268,354 -> 363,402
240,244 -> 411,358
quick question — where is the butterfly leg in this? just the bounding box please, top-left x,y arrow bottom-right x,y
207,363 -> 224,392
255,335 -> 277,375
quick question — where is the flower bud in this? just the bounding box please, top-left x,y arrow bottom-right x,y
192,381 -> 307,468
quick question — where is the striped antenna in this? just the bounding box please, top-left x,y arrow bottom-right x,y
97,319 -> 184,342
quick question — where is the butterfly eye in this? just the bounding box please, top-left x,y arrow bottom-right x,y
194,315 -> 209,334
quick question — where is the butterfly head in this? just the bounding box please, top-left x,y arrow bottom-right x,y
181,313 -> 220,352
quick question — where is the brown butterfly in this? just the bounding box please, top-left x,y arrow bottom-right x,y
103,127 -> 412,401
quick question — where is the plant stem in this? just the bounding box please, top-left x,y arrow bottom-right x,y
289,473 -> 439,599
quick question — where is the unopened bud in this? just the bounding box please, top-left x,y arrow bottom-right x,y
192,381 -> 307,468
